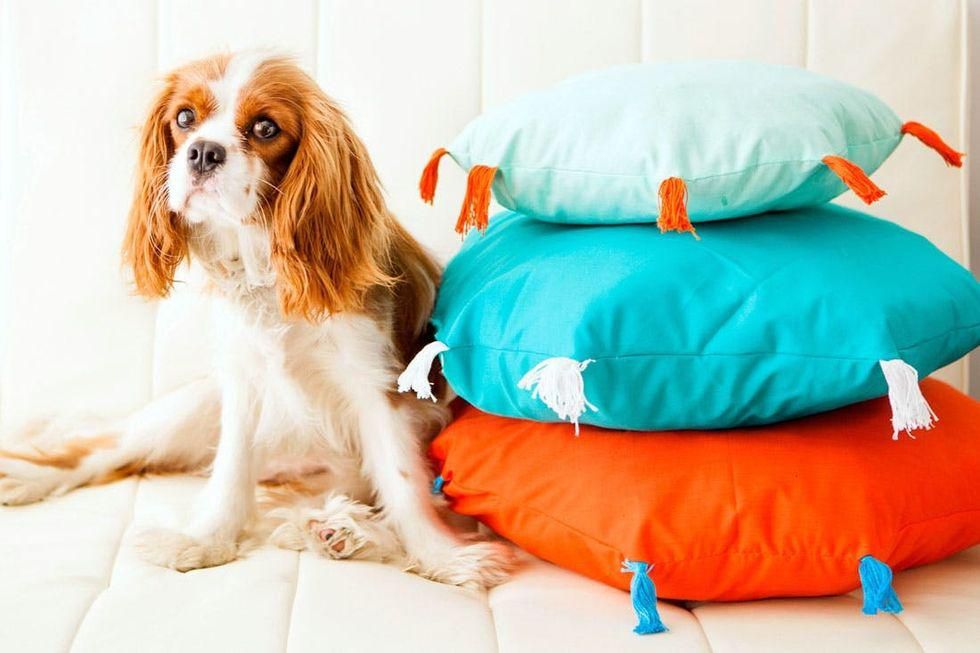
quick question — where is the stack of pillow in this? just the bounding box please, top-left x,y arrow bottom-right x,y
398,62 -> 980,635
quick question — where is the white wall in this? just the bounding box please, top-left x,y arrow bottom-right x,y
970,0 -> 980,397
0,0 -> 974,424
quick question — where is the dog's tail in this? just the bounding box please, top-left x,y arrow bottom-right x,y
0,377 -> 220,505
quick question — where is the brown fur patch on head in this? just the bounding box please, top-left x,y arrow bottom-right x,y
235,60 -> 303,188
237,57 -> 398,320
122,53 -> 231,298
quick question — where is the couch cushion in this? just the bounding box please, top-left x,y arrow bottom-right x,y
1,476 -> 978,652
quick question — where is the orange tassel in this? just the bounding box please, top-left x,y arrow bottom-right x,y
822,155 -> 886,204
455,165 -> 497,236
419,148 -> 449,204
657,177 -> 699,239
901,121 -> 965,167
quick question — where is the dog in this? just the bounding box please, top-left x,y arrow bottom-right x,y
0,51 -> 510,589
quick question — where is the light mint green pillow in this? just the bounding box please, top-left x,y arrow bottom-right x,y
419,62 -> 962,235
399,205 -> 980,435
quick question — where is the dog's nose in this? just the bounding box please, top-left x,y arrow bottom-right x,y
187,140 -> 226,175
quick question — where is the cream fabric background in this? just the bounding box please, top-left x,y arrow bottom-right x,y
0,5 -> 978,652
0,0 -> 975,427
969,0 -> 979,397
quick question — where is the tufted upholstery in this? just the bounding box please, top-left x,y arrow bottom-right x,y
1,477 -> 979,652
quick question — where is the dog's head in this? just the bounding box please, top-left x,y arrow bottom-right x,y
123,51 -> 393,319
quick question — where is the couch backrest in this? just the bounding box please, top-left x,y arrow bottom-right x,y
0,0 -> 971,425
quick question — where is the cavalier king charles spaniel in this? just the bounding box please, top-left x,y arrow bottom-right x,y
0,51 -> 510,589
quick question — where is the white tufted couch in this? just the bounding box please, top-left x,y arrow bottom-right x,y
1,1 -> 977,651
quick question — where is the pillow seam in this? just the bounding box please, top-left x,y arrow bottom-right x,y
436,322 -> 980,363
454,134 -> 901,183
446,478 -> 980,568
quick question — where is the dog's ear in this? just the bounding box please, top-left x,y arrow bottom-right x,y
122,75 -> 188,298
268,78 -> 395,320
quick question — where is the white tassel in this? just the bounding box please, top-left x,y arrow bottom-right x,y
518,357 -> 597,434
398,341 -> 449,402
879,359 -> 938,440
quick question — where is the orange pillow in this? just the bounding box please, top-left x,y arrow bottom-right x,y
430,379 -> 980,634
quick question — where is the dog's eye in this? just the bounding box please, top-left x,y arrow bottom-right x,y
176,108 -> 195,130
251,118 -> 280,140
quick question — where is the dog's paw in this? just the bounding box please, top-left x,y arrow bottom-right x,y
0,458 -> 65,506
0,475 -> 59,506
134,528 -> 238,572
270,518 -> 360,557
269,493 -> 400,562
269,521 -> 307,551
416,540 -> 515,590
306,518 -> 365,560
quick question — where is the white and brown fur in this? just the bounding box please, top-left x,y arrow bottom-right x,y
0,51 -> 511,589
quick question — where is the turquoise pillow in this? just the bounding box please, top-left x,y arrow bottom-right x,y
419,62 -> 963,236
399,205 -> 980,435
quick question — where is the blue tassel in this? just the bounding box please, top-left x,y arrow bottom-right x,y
621,560 -> 668,635
859,555 -> 904,615
431,475 -> 445,494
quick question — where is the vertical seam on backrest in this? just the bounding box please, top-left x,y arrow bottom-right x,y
957,0 -> 973,393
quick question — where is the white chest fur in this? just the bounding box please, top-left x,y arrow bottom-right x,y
192,221 -> 397,458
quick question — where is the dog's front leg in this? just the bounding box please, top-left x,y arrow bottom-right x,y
355,396 -> 512,589
136,370 -> 260,572
190,372 -> 260,539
